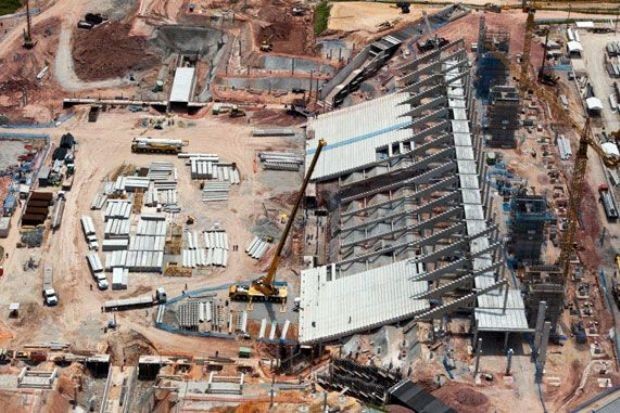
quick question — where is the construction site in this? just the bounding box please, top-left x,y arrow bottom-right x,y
3,0 -> 620,412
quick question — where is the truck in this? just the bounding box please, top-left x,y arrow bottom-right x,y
86,254 -> 108,290
103,287 -> 167,312
42,265 -> 58,306
130,138 -> 186,155
598,184 -> 619,220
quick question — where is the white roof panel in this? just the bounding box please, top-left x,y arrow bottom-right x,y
306,92 -> 412,180
299,260 -> 429,343
169,67 -> 195,103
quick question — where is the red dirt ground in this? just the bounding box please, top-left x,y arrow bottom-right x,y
72,22 -> 161,81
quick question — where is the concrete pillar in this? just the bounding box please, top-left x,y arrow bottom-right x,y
506,348 -> 514,375
472,318 -> 479,344
474,338 -> 483,376
533,301 -> 547,355
539,321 -> 552,368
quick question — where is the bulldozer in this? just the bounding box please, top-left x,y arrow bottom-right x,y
228,139 -> 327,304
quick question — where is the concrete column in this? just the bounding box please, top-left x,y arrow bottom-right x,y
474,338 -> 483,376
472,318 -> 479,344
503,331 -> 510,350
539,321 -> 552,368
533,301 -> 547,355
506,348 -> 514,375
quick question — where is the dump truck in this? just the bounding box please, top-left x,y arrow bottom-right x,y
229,139 -> 326,304
42,265 -> 58,306
131,137 -> 186,155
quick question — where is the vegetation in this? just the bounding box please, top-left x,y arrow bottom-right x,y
314,0 -> 331,36
0,0 -> 23,16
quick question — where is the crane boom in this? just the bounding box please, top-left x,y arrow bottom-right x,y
229,139 -> 326,303
253,139 -> 326,295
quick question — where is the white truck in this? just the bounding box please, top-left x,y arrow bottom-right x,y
86,253 -> 109,290
42,265 -> 58,306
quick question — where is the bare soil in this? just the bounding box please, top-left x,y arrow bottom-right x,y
255,3 -> 315,56
72,22 -> 161,81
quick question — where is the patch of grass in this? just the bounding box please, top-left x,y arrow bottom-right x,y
0,0 -> 23,16
314,0 -> 331,36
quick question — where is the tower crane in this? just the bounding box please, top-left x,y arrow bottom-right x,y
509,2 -> 620,280
228,139 -> 327,304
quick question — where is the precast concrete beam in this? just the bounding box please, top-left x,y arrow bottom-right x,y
340,207 -> 462,249
340,190 -> 460,234
398,74 -> 444,95
340,162 -> 456,204
410,257 -> 469,281
340,175 -> 458,218
402,96 -> 448,118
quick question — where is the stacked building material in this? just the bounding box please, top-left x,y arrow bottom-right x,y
157,189 -> 177,206
204,230 -> 228,267
90,193 -> 107,210
252,128 -> 296,137
178,302 -> 201,329
259,152 -> 303,171
189,159 -> 240,184
147,162 -> 177,181
22,192 -> 53,226
181,249 -> 207,268
136,215 -> 167,236
129,236 -> 166,251
105,250 -> 128,270
246,236 -> 271,259
104,219 -> 130,239
556,134 -> 572,160
202,181 -> 230,202
181,230 -> 229,267
104,200 -> 132,221
190,158 -> 217,179
80,215 -> 96,236
112,267 -> 129,290
102,239 -> 129,251
125,251 -> 164,272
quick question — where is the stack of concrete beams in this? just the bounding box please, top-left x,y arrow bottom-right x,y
112,267 -> 129,290
259,152 -> 303,171
190,158 -> 219,179
252,128 -> 296,137
557,135 -> 572,160
125,250 -> 164,272
114,176 -> 150,193
246,236 -> 270,260
202,181 -> 231,202
136,215 -> 167,236
129,236 -> 166,251
182,230 -> 229,268
178,302 -> 201,329
104,200 -> 132,221
102,239 -> 129,251
104,219 -> 130,239
105,250 -> 128,270
147,162 -> 177,181
90,193 -> 107,210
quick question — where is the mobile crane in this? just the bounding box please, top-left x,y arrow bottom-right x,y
228,139 -> 326,304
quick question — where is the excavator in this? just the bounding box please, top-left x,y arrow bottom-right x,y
228,139 -> 326,305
